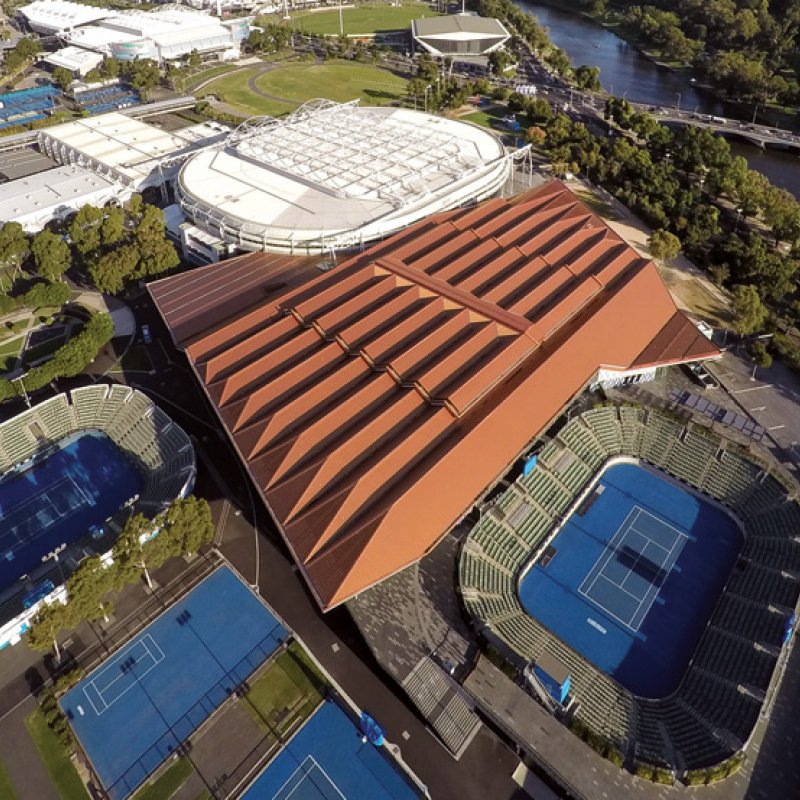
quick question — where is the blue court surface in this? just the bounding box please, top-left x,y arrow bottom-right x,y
518,463 -> 743,698
0,432 -> 142,594
60,566 -> 288,800
243,701 -> 420,800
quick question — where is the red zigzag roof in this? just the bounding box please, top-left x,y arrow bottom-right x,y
151,181 -> 718,609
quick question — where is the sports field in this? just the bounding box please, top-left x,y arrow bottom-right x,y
201,62 -> 408,118
280,3 -> 438,35
518,463 -> 743,698
60,567 -> 288,800
242,700 -> 420,800
0,431 -> 142,594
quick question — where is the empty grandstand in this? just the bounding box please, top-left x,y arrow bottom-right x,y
175,99 -> 511,254
0,86 -> 60,131
460,404 -> 800,776
73,85 -> 140,115
0,386 -> 195,649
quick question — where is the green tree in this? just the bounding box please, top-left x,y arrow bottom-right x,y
112,514 -> 155,588
100,206 -> 126,246
649,229 -> 681,263
749,341 -> 773,368
69,205 -> 104,256
31,230 -> 71,280
731,283 -> 768,334
52,66 -> 73,92
26,601 -> 69,660
574,64 -> 601,91
89,244 -> 139,294
0,221 -> 29,285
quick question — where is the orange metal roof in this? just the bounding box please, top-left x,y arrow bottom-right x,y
150,181 -> 719,610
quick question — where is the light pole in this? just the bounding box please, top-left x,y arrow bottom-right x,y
734,206 -> 743,234
42,543 -> 67,585
424,84 -> 432,113
752,103 -> 759,125
674,92 -> 681,112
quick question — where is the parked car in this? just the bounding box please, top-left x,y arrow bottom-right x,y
682,362 -> 719,389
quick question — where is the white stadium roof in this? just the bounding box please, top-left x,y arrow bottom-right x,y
17,0 -> 112,33
37,113 -> 229,190
177,100 -> 510,254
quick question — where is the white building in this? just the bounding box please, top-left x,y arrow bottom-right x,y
17,0 -> 113,35
176,100 -> 512,255
0,165 -> 120,232
61,6 -> 248,63
43,45 -> 104,77
38,113 -> 229,193
411,14 -> 511,57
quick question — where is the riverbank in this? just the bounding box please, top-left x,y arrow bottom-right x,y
520,0 -> 798,128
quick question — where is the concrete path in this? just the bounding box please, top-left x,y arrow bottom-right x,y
0,699 -> 59,800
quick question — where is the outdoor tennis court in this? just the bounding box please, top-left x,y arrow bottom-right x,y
518,463 -> 743,698
0,432 -> 142,592
60,566 -> 288,800
243,701 -> 420,800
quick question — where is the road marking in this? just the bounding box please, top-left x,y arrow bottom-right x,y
733,385 -> 773,394
750,406 -> 767,412
768,425 -> 786,431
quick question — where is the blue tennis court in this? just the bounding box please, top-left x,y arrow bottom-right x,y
518,463 -> 743,698
242,701 -> 420,800
0,431 -> 142,593
60,566 -> 288,800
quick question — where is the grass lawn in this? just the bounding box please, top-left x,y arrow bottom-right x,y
185,63 -> 240,91
255,61 -> 407,107
245,641 -> 326,736
132,757 -> 193,800
200,68 -> 295,117
283,3 -> 438,35
25,709 -> 88,800
0,335 -> 22,372
0,758 -> 17,800
201,61 -> 408,118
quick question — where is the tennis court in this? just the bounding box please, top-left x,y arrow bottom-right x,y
578,506 -> 689,631
60,566 -> 288,800
242,701 -> 420,800
518,463 -> 743,698
0,431 -> 142,593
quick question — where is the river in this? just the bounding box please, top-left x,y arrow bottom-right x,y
515,1 -> 800,196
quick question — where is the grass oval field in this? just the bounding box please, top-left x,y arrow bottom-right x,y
201,61 -> 408,118
254,61 -> 408,107
272,3 -> 439,36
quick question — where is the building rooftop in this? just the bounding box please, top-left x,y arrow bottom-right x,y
176,100 -> 509,253
412,13 -> 509,38
43,45 -> 103,72
37,113 -> 227,189
17,0 -> 112,31
150,181 -> 719,611
0,164 -> 117,220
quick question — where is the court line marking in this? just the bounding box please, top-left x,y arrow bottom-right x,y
274,755 -> 347,800
2,474 -> 93,549
578,506 -> 688,631
83,634 -> 165,716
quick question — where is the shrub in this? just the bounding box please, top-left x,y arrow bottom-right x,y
634,763 -> 654,780
607,748 -> 624,767
654,768 -> 673,785
684,769 -> 708,786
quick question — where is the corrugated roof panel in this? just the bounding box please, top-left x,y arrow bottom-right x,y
149,179 -> 720,611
